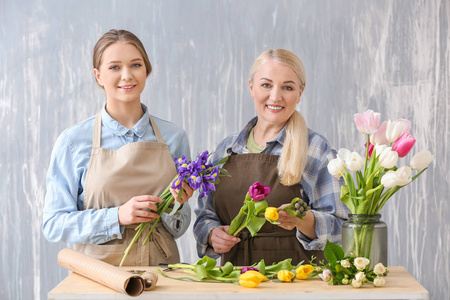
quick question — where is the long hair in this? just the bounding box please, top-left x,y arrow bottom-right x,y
92,29 -> 152,87
250,49 -> 309,185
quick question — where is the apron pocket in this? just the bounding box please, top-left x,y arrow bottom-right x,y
83,243 -> 133,266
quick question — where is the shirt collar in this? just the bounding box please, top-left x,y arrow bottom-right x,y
231,116 -> 286,153
101,103 -> 150,138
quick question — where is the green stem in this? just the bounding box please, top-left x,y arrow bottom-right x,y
119,222 -> 149,267
364,134 -> 370,175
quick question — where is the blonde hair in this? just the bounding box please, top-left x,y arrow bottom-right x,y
93,29 -> 152,87
250,49 -> 309,186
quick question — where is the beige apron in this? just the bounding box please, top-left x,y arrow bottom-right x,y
74,111 -> 180,266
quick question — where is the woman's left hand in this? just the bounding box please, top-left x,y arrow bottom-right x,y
276,204 -> 301,231
170,181 -> 194,205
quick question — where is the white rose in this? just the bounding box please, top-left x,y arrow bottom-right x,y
354,257 -> 370,270
354,272 -> 366,282
351,278 -> 363,288
340,259 -> 351,269
342,278 -> 349,285
373,276 -> 386,287
373,263 -> 386,276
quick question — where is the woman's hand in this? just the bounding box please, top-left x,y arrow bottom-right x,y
208,226 -> 241,254
118,195 -> 162,225
276,204 -> 318,239
170,181 -> 194,205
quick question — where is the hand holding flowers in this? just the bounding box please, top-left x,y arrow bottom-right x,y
119,150 -> 228,266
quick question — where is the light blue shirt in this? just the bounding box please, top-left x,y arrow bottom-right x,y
194,117 -> 350,258
42,104 -> 191,245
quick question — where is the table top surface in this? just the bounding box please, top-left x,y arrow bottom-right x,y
48,266 -> 429,300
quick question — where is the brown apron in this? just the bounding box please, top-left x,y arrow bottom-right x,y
214,152 -> 325,266
74,111 -> 180,266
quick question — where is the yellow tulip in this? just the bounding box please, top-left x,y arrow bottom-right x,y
296,264 -> 314,279
239,270 -> 266,288
265,207 -> 279,221
277,270 -> 295,282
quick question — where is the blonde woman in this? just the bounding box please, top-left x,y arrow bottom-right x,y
43,29 -> 193,266
194,49 -> 349,265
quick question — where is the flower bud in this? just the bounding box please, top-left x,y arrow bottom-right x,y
277,270 -> 295,282
346,152 -> 365,172
264,207 -> 279,221
327,158 -> 344,178
392,133 -> 416,157
386,119 -> 411,143
373,276 -> 386,287
295,265 -> 314,280
239,270 -> 266,288
381,171 -> 398,188
378,147 -> 398,169
394,166 -> 412,186
319,269 -> 332,282
410,150 -> 433,170
354,110 -> 381,134
340,259 -> 351,268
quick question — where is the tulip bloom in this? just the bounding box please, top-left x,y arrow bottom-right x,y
295,265 -> 314,280
380,171 -> 399,188
239,270 -> 266,288
395,166 -> 412,186
249,182 -> 271,201
327,158 -> 344,178
277,270 -> 295,282
241,267 -> 259,274
410,150 -> 433,170
354,110 -> 381,134
370,121 -> 389,145
264,207 -> 279,221
346,152 -> 365,172
378,147 -> 399,169
386,119 -> 411,143
392,133 -> 416,157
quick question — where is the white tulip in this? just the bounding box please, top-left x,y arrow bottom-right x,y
347,152 -> 365,172
395,166 -> 412,186
374,144 -> 388,157
327,158 -> 344,178
337,148 -> 352,163
378,147 -> 399,169
410,150 -> 433,170
386,120 -> 404,143
381,171 -> 399,188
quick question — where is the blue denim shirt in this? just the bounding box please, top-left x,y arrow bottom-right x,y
42,104 -> 191,245
194,117 -> 350,258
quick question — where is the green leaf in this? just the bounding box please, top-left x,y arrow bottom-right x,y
340,185 -> 355,213
194,265 -> 209,280
227,211 -> 246,235
195,256 -> 217,271
323,240 -> 344,264
254,200 -> 268,215
220,262 -> 234,276
254,259 -> 266,275
246,215 -> 266,237
218,156 -> 229,165
264,258 -> 294,273
168,201 -> 181,216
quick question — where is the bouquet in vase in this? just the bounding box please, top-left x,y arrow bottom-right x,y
327,110 -> 433,262
119,150 -> 229,266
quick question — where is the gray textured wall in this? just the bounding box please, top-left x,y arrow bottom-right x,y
1,1 -> 449,299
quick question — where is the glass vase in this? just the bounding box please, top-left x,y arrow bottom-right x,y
342,214 -> 388,268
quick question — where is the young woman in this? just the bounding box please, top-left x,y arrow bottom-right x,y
194,49 -> 350,266
43,29 -> 193,266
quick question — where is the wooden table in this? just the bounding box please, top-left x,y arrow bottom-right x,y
48,266 -> 429,300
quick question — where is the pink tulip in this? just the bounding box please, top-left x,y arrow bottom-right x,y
248,182 -> 271,201
370,121 -> 389,145
354,110 -> 381,135
392,133 -> 416,157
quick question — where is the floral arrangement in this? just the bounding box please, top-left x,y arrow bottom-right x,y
226,182 -> 309,237
311,241 -> 389,288
157,255 -> 314,288
119,150 -> 229,266
327,109 -> 433,215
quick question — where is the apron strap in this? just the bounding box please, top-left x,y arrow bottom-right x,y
93,111 -> 102,149
149,116 -> 164,143
92,111 -> 164,149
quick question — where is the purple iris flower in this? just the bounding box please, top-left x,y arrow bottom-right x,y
203,167 -> 219,182
241,267 -> 259,274
248,182 -> 271,201
197,150 -> 209,165
174,155 -> 188,166
171,175 -> 185,189
187,172 -> 202,189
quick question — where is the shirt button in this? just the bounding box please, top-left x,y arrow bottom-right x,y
127,131 -> 133,136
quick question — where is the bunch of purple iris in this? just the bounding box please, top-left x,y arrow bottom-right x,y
171,150 -> 220,198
